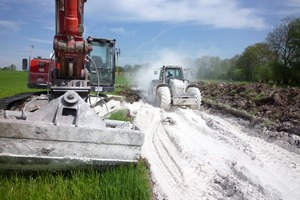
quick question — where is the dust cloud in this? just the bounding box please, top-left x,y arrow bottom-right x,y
131,49 -> 196,95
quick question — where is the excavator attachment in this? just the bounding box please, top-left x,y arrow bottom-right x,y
0,91 -> 144,171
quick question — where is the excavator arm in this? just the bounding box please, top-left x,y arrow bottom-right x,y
51,0 -> 91,97
26,0 -> 117,96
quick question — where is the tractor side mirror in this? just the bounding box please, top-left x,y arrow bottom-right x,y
22,58 -> 28,71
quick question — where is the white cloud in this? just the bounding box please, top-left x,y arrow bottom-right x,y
85,0 -> 266,30
0,20 -> 20,30
108,27 -> 136,36
138,27 -> 174,48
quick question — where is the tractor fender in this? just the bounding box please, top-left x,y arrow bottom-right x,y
186,83 -> 199,91
148,80 -> 168,104
156,83 -> 168,89
153,83 -> 168,96
150,79 -> 161,88
150,79 -> 168,92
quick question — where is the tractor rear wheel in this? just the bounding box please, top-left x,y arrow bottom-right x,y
156,87 -> 171,109
187,87 -> 201,109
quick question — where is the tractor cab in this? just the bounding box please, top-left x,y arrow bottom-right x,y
159,65 -> 184,83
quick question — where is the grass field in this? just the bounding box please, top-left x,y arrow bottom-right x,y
0,70 -> 42,98
0,70 -> 152,200
0,162 -> 151,200
115,74 -> 129,85
0,71 -> 130,98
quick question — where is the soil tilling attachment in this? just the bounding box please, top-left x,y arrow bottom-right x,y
0,91 -> 144,171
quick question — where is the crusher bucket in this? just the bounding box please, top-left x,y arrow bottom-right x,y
0,91 -> 144,171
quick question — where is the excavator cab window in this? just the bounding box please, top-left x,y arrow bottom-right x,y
87,37 -> 116,92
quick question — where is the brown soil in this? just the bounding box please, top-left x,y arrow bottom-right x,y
197,82 -> 300,136
117,86 -> 141,103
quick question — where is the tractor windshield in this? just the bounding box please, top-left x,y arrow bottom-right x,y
163,68 -> 184,81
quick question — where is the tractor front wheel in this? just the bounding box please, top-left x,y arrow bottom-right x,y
187,87 -> 201,109
156,87 -> 171,110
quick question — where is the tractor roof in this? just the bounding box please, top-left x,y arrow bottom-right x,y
162,65 -> 183,69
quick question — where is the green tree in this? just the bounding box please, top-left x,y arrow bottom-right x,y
124,64 -> 133,72
2,64 -> 16,71
226,55 -> 240,81
236,46 -> 258,81
195,56 -> 221,80
235,43 -> 275,82
266,17 -> 300,84
288,18 -> 300,84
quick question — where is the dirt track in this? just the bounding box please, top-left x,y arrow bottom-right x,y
125,101 -> 300,200
121,83 -> 300,199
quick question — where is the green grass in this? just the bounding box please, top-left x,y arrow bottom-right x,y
0,161 -> 151,200
113,75 -> 130,95
0,71 -> 130,98
254,92 -> 268,101
115,74 -> 129,85
0,71 -> 152,200
107,109 -> 133,122
0,70 -> 42,98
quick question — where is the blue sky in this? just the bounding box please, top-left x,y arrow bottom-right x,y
0,0 -> 299,70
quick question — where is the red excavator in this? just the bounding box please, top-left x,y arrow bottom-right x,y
26,1 -> 117,94
0,0 -> 144,171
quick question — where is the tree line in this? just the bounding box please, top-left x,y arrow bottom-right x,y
194,17 -> 300,85
1,64 -> 17,71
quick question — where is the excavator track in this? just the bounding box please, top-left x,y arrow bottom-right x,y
0,91 -> 46,110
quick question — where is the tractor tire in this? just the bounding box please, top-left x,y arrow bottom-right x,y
156,87 -> 171,110
187,87 -> 202,109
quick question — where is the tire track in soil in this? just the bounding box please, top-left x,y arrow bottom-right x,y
160,108 -> 289,199
190,109 -> 300,200
132,104 -> 210,199
135,105 -> 186,199
127,102 -> 300,199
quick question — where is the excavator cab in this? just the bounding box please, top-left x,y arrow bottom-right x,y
87,37 -> 116,92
